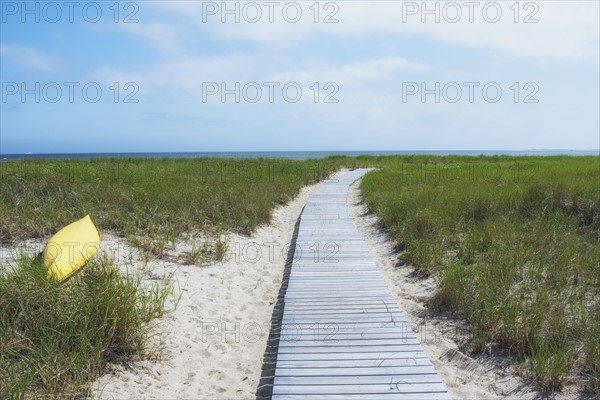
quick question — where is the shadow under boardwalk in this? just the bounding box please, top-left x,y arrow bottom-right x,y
258,169 -> 451,400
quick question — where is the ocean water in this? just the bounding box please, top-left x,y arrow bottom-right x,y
1,150 -> 598,161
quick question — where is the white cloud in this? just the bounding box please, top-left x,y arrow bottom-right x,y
94,53 -> 257,100
94,54 -> 429,106
118,21 -> 182,52
270,57 -> 430,86
0,44 -> 64,72
142,1 -> 599,61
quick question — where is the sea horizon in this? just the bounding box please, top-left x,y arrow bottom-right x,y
1,149 -> 598,161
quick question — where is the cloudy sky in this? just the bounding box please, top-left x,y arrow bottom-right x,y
1,1 -> 598,153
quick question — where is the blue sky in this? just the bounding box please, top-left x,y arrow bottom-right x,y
1,0 -> 599,153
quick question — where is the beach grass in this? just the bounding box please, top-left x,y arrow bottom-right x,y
0,157 -> 339,244
0,254 -> 172,399
360,155 -> 599,394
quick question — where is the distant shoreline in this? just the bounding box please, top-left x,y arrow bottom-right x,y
2,149 -> 598,161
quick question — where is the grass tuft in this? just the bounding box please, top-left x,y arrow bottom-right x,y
0,255 -> 172,399
214,235 -> 230,263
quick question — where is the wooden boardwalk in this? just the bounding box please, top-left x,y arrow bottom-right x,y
272,169 -> 450,399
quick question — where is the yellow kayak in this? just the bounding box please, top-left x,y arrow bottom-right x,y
42,215 -> 100,282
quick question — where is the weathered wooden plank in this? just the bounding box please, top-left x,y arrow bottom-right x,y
287,280 -> 386,284
276,344 -> 426,354
282,300 -> 397,305
275,324 -> 414,335
286,296 -> 396,303
282,300 -> 399,307
286,282 -> 385,286
284,291 -> 392,296
290,265 -> 376,268
289,266 -> 377,270
275,351 -> 425,361
290,264 -> 377,267
285,288 -> 388,292
279,323 -> 413,331
282,301 -> 397,308
276,326 -> 417,338
283,298 -> 396,303
281,317 -> 407,325
275,326 -> 416,337
285,309 -> 406,322
272,392 -> 450,400
276,326 -> 414,335
284,289 -> 392,294
282,304 -> 399,310
294,239 -> 366,242
289,273 -> 378,276
278,325 -> 417,339
286,285 -> 387,289
290,259 -> 377,263
284,293 -> 394,298
285,285 -> 389,290
272,383 -> 448,395
282,309 -> 404,317
282,304 -> 400,315
274,365 -> 440,377
294,238 -> 367,242
286,282 -> 387,287
290,260 -> 375,263
283,302 -> 398,309
274,374 -> 443,386
284,296 -> 396,302
288,273 -> 381,277
290,262 -> 378,267
289,269 -> 377,273
278,338 -> 421,347
275,357 -> 432,368
285,291 -> 393,303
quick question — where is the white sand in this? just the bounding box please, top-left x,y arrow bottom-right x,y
93,181 -> 320,399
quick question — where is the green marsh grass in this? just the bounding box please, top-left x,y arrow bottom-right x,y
0,254 -> 172,399
360,156 -> 599,394
0,157 -> 340,244
214,234 -> 230,263
179,240 -> 212,265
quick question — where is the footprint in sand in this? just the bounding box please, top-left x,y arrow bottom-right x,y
261,294 -> 271,302
214,343 -> 227,352
208,370 -> 222,378
201,349 -> 212,358
183,372 -> 196,385
250,300 -> 265,307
